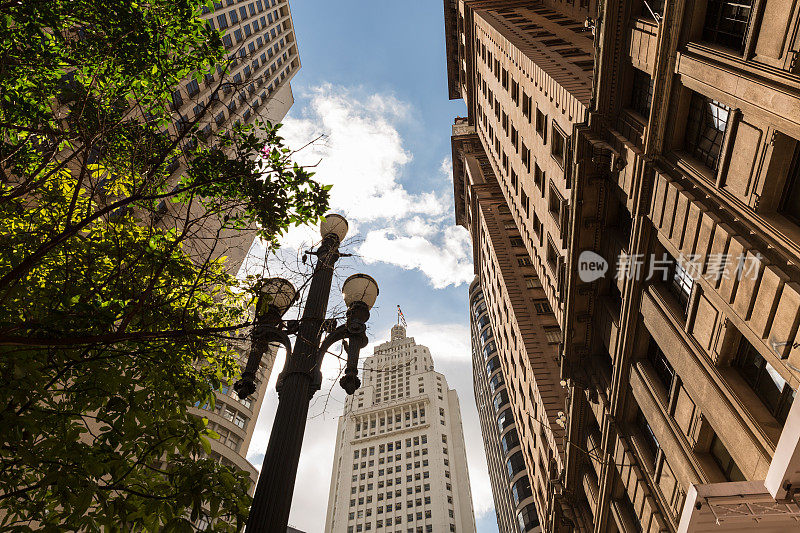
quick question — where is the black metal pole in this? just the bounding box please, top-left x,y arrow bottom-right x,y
244,233 -> 340,532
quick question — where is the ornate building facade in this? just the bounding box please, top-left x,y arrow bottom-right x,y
446,0 -> 800,531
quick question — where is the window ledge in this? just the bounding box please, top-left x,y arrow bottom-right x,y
682,42 -> 800,91
671,150 -> 717,186
717,366 -> 783,447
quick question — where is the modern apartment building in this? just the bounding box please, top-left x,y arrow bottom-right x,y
446,0 -> 800,532
324,324 -> 477,533
195,0 -> 300,135
469,278 -> 546,533
163,0 -> 301,272
185,342 -> 277,533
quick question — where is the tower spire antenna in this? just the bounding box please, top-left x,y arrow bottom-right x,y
396,305 -> 407,327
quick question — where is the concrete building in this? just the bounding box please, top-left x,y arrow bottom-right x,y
324,324 -> 477,533
188,342 -> 277,530
469,278 -> 545,533
178,1 -> 300,513
446,0 -> 800,532
453,108 -> 568,532
194,0 -> 299,135
163,0 -> 301,272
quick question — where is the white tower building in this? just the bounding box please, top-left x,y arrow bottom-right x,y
324,324 -> 477,533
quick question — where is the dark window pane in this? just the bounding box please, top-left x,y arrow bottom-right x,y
780,145 -> 800,224
711,434 -> 746,481
501,429 -> 520,455
511,476 -> 532,506
517,503 -> 540,531
631,68 -> 653,117
637,410 -> 659,467
703,0 -> 753,53
506,451 -> 525,478
685,92 -> 730,170
734,339 -> 794,423
647,339 -> 674,392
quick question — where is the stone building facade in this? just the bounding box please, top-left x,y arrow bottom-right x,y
324,325 -> 477,533
446,0 -> 800,531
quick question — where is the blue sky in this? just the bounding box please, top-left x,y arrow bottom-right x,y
242,1 -> 501,532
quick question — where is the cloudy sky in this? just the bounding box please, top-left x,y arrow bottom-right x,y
240,2 -> 500,531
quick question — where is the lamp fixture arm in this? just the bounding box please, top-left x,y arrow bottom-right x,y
234,324 -> 294,399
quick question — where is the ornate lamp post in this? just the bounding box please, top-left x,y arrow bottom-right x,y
233,214 -> 379,532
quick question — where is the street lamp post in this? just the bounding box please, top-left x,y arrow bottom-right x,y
233,214 -> 379,532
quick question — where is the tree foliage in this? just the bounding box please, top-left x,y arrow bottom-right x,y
0,0 -> 329,530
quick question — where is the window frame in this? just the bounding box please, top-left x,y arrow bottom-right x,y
684,92 -> 730,172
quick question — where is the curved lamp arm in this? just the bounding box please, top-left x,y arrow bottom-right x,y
313,302 -> 370,394
234,324 -> 293,399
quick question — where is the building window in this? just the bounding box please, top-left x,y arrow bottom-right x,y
493,389 -> 509,412
533,163 -> 544,193
535,108 -> 546,142
533,300 -> 551,314
511,476 -> 533,506
734,338 -> 796,424
498,408 -> 514,432
517,503 -> 540,532
186,80 -> 200,97
647,338 -> 675,393
521,143 -> 531,172
544,326 -> 562,345
506,451 -> 525,478
548,187 -> 563,227
489,373 -> 505,394
669,258 -> 694,314
637,410 -> 660,468
546,239 -> 559,273
710,434 -> 745,481
703,0 -> 753,53
642,0 -> 665,18
501,429 -> 520,454
779,145 -> 800,225
630,68 -> 653,117
551,124 -> 566,167
685,92 -> 730,171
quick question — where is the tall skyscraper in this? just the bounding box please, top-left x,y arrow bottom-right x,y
188,341 -> 277,495
446,0 -> 800,532
180,2 -> 301,508
324,324 -> 477,533
195,0 -> 300,131
469,277 -> 545,533
164,0 -> 302,272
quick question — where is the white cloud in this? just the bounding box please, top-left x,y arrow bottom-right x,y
280,84 -> 445,222
359,225 -> 473,289
267,84 -> 472,289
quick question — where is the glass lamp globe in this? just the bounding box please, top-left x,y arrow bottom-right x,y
320,214 -> 349,242
342,274 -> 379,310
256,277 -> 297,317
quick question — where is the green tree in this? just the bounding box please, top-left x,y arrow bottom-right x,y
0,1 -> 329,530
